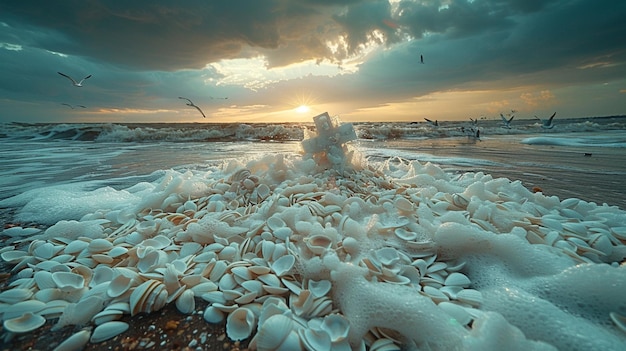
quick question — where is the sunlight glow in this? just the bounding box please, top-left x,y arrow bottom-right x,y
295,105 -> 310,114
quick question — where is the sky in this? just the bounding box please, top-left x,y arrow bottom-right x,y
0,0 -> 625,124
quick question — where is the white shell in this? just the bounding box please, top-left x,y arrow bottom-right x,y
443,272 -> 471,287
3,312 -> 46,333
321,313 -> 350,342
203,306 -> 225,323
90,321 -> 129,343
251,314 -> 295,350
88,238 -> 113,253
52,329 -> 91,351
226,307 -> 256,341
271,254 -> 295,277
51,272 -> 85,292
175,289 -> 196,314
0,288 -> 34,303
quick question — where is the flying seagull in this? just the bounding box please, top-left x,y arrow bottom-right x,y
424,118 -> 438,126
500,113 -> 515,129
535,112 -> 557,129
57,72 -> 92,87
178,97 -> 206,118
61,103 -> 86,109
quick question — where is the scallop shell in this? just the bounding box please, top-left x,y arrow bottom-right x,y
300,328 -> 332,351
226,307 -> 256,341
250,314 -> 296,350
321,313 -> 350,342
271,254 -> 295,277
203,306 -> 225,323
52,329 -> 91,351
90,321 -> 129,343
88,238 -> 113,253
3,312 -> 46,333
175,289 -> 196,314
51,272 -> 85,292
0,288 -> 34,304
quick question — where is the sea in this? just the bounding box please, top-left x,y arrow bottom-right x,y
1,115 -> 625,350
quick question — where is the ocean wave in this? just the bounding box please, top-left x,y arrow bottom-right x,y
1,115 -> 625,144
522,135 -> 626,148
0,122 -> 308,142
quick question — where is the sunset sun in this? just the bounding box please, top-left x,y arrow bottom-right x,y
295,105 -> 310,114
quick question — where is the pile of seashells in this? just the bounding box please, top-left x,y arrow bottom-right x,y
1,150 -> 626,350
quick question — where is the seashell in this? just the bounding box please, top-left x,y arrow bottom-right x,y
422,286 -> 449,303
63,240 -> 89,254
0,288 -> 34,303
203,305 -> 225,323
308,279 -> 332,298
267,216 -> 286,232
208,260 -> 228,282
34,243 -> 63,260
306,234 -> 333,255
190,281 -> 219,295
108,246 -> 129,258
88,238 -> 113,253
16,268 -> 34,279
3,312 -> 46,333
444,272 -> 471,287
394,228 -> 418,241
321,313 -> 351,342
1,250 -> 29,263
235,291 -> 258,304
90,321 -> 129,343
370,337 -> 401,351
2,226 -> 42,237
52,329 -> 91,351
375,247 -> 400,266
2,300 -> 47,320
271,254 -> 295,277
33,271 -> 57,290
394,197 -> 414,212
226,307 -> 256,341
201,291 -> 227,305
92,309 -> 124,325
179,242 -> 203,257
52,271 -> 85,292
456,289 -> 483,307
300,328 -> 331,351
137,249 -> 168,273
175,289 -> 196,314
106,302 -> 131,314
250,314 -> 296,350
129,280 -> 162,316
611,226 -> 626,239
255,183 -> 271,202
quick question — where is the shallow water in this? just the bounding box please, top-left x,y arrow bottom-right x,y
360,134 -> 626,209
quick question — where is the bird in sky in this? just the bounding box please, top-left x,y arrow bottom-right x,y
209,96 -> 228,100
535,112 -> 557,129
61,103 -> 86,109
57,72 -> 92,87
424,118 -> 438,126
420,55 -> 425,64
500,113 -> 515,129
178,97 -> 206,118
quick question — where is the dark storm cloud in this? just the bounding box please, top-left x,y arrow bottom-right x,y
0,0 -> 348,70
3,0 -> 623,74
